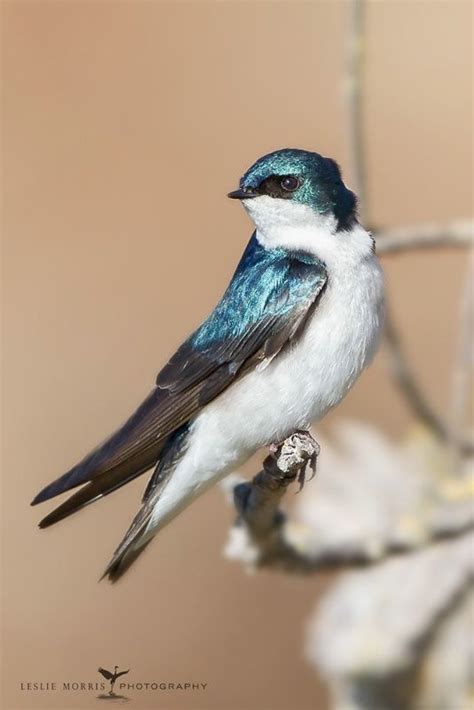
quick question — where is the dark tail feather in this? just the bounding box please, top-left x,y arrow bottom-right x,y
37,447 -> 162,528
31,389 -> 166,507
101,539 -> 154,583
100,428 -> 190,582
31,387 -> 182,527
100,495 -> 157,582
100,470 -> 167,582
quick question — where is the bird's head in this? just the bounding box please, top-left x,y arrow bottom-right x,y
228,148 -> 357,237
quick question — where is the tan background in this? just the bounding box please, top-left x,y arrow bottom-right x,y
2,1 -> 472,709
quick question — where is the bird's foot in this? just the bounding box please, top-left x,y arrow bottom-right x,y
269,430 -> 320,492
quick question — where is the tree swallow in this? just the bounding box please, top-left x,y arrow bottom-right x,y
32,148 -> 385,581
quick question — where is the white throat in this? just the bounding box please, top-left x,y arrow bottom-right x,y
244,196 -> 374,268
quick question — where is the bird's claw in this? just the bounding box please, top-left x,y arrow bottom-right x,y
269,430 -> 320,492
296,448 -> 319,492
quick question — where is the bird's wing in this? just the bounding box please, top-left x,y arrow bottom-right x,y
103,240 -> 328,581
98,668 -> 113,680
115,670 -> 130,678
32,235 -> 327,529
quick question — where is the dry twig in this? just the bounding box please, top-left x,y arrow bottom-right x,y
376,221 -> 473,255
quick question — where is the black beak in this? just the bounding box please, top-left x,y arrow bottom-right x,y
227,188 -> 259,200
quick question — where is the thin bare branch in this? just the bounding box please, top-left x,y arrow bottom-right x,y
384,311 -> 473,455
447,258 -> 474,469
345,0 -> 367,221
378,225 -> 473,456
376,220 -> 473,255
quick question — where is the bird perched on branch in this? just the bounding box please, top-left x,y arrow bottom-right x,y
32,148 -> 384,581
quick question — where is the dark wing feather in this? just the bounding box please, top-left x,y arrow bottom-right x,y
32,235 -> 327,532
98,668 -> 113,680
115,670 -> 130,678
103,245 -> 328,581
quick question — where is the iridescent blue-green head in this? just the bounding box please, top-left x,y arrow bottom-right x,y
228,148 -> 357,233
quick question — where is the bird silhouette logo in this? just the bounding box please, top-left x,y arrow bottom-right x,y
97,666 -> 130,699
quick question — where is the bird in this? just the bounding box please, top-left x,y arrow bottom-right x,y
31,148 -> 385,581
98,666 -> 129,696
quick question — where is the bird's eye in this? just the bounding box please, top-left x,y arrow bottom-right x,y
280,176 -> 300,192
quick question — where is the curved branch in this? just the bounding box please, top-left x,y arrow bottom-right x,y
383,310 -> 474,456
376,224 -> 474,455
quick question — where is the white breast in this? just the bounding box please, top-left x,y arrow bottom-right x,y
217,246 -> 382,440
190,211 -> 385,474
147,212 -> 384,532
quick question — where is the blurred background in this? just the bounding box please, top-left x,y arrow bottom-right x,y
2,1 -> 472,709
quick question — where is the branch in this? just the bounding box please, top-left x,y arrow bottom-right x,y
375,220 -> 473,255
223,432 -> 474,575
375,221 -> 474,456
447,258 -> 474,469
224,431 -> 321,572
345,0 -> 367,221
384,309 -> 474,456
